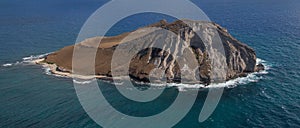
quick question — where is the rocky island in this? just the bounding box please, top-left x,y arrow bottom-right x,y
36,20 -> 264,85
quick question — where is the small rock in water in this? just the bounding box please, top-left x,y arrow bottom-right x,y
255,63 -> 265,72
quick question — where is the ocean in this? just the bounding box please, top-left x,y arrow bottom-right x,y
0,0 -> 299,127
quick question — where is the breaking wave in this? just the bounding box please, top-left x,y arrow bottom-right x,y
2,63 -> 13,67
167,58 -> 271,90
22,53 -> 51,62
43,56 -> 270,91
2,61 -> 21,67
1,53 -> 51,67
73,79 -> 95,84
119,58 -> 271,91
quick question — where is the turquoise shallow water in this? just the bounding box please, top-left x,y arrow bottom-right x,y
0,0 -> 299,127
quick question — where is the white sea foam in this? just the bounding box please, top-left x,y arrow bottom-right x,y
42,66 -> 52,75
42,65 -> 70,78
74,58 -> 270,91
257,58 -> 271,70
2,61 -> 21,67
22,53 -> 51,63
2,53 -> 52,68
73,79 -> 95,84
163,58 -> 271,90
2,63 -> 13,67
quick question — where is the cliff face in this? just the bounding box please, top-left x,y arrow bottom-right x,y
45,20 -> 262,85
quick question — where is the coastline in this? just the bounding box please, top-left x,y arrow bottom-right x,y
33,57 -> 270,88
34,58 -> 110,80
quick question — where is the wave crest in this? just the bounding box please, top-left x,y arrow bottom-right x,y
167,58 -> 271,90
1,53 -> 51,67
73,79 -> 95,84
22,53 -> 51,62
2,63 -> 13,67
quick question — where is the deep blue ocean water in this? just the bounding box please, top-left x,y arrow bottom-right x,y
0,0 -> 299,127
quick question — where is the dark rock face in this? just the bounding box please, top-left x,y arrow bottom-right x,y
45,20 -> 263,85
255,63 -> 265,72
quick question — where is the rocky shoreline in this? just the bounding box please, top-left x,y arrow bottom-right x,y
34,58 -> 111,80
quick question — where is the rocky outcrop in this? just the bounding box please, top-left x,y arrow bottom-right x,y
44,19 -> 264,85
